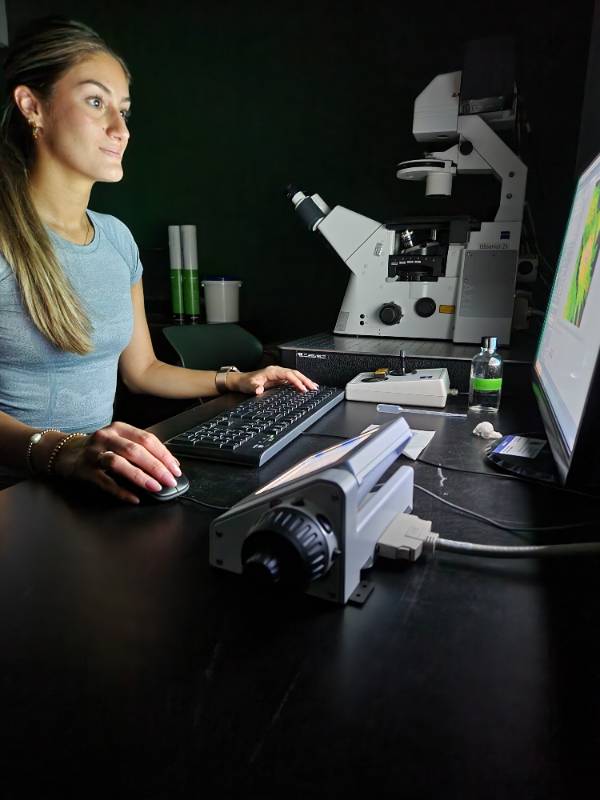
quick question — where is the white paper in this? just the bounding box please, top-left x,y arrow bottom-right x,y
403,429 -> 436,460
360,423 -> 435,460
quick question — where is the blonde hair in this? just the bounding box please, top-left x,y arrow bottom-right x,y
0,17 -> 131,354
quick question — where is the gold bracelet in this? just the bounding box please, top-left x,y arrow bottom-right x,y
46,432 -> 88,475
25,428 -> 61,475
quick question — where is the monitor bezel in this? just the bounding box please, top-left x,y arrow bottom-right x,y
531,150 -> 600,488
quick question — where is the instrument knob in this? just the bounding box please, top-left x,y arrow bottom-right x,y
414,297 -> 437,318
379,303 -> 403,325
242,507 -> 333,590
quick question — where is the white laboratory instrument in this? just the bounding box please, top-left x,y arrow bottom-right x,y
288,66 -> 527,345
209,416 -> 414,605
346,368 -> 450,408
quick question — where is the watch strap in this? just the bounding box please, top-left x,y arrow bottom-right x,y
215,365 -> 240,394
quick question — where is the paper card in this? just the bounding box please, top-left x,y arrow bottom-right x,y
403,429 -> 436,460
360,423 -> 435,460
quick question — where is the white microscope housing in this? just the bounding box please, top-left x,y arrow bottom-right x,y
289,69 -> 527,345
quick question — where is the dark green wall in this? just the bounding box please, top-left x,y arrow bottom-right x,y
4,0 -> 594,342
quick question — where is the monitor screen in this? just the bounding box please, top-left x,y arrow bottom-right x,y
533,150 -> 600,483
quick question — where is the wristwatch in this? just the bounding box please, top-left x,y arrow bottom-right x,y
215,365 -> 240,394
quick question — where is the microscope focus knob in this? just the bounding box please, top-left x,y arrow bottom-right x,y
414,297 -> 437,318
241,507 -> 333,590
379,303 -> 403,325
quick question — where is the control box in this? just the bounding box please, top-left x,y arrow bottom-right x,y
346,368 -> 450,408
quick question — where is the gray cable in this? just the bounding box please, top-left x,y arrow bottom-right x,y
436,539 -> 600,558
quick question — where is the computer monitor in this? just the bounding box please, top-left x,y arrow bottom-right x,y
489,150 -> 600,488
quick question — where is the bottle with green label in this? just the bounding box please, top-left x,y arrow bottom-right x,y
468,336 -> 503,412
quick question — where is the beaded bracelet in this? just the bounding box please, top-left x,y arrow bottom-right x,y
25,428 -> 61,475
46,432 -> 88,475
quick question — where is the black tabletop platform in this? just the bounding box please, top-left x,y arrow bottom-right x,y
277,330 -> 541,394
278,328 -> 540,364
1,392 -> 599,798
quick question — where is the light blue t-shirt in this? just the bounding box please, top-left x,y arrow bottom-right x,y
0,210 -> 143,482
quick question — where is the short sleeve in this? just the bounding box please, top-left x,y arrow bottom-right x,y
87,211 -> 144,286
129,241 -> 143,286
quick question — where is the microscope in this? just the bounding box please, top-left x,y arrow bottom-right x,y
289,41 -> 527,345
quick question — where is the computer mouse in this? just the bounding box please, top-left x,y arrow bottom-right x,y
143,472 -> 190,502
107,469 -> 190,503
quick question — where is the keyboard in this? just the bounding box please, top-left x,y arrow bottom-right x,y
165,385 -> 345,466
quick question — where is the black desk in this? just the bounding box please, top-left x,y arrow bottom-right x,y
1,394 -> 599,799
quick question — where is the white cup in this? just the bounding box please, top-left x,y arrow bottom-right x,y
201,277 -> 242,323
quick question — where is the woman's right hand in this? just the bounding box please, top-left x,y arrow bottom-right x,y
52,421 -> 182,504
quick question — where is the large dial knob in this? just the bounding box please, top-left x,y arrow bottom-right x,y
379,302 -> 403,325
241,507 -> 334,590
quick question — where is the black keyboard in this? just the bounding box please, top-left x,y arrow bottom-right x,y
165,385 -> 345,466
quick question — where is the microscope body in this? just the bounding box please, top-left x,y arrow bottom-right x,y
324,207 -> 521,345
290,65 -> 527,345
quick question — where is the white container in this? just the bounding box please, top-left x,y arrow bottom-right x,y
201,277 -> 242,323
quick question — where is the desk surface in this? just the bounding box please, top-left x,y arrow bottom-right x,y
1,394 -> 599,799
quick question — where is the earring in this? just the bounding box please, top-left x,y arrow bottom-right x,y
28,119 -> 40,140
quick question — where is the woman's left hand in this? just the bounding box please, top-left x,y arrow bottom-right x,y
229,366 -> 318,395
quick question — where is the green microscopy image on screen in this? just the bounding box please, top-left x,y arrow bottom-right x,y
563,181 -> 600,327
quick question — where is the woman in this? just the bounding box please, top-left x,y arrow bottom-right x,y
0,16 -> 316,503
